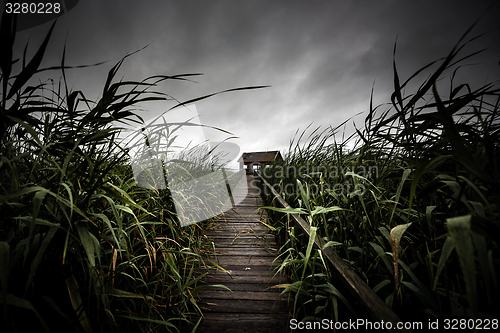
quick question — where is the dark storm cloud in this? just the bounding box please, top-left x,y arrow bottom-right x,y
4,0 -> 500,155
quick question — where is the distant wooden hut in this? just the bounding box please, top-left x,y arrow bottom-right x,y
239,151 -> 282,174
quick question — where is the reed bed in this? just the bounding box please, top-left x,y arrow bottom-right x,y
0,12 -> 255,333
262,24 -> 500,325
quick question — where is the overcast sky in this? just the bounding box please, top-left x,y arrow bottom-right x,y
6,0 -> 500,164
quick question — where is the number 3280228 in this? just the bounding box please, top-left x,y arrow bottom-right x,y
5,2 -> 61,14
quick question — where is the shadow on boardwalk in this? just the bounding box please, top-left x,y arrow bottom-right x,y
195,174 -> 291,333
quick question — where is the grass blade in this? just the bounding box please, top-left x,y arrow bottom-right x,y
447,215 -> 477,317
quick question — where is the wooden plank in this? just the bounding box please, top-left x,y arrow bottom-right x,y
208,240 -> 276,247
199,290 -> 289,301
202,271 -> 285,287
204,234 -> 275,241
221,213 -> 264,219
194,313 -> 289,333
210,236 -> 277,242
214,243 -> 277,248
213,244 -> 276,250
211,253 -> 279,260
199,282 -> 285,293
201,267 -> 282,276
207,256 -> 281,266
214,219 -> 265,224
216,214 -> 265,219
219,213 -> 265,218
199,299 -> 288,314
203,237 -> 276,245
211,226 -> 268,232
218,218 -> 266,223
203,231 -> 269,237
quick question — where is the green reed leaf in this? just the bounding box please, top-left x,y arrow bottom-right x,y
301,226 -> 317,280
0,242 -> 10,304
4,293 -> 49,332
433,236 -> 455,291
389,169 -> 411,226
66,275 -> 91,333
25,225 -> 58,294
390,223 -> 412,254
7,21 -> 56,100
447,215 -> 477,316
310,205 -> 344,216
390,222 -> 411,300
76,222 -> 98,267
471,231 -> 491,306
369,242 -> 393,275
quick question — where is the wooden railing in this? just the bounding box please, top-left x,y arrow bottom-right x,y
254,171 -> 412,333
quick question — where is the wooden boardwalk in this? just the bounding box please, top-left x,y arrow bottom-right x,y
195,173 -> 290,333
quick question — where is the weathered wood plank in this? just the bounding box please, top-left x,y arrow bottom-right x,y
209,245 -> 278,251
202,238 -> 276,246
206,256 -> 281,266
199,290 -> 289,301
213,244 -> 276,251
199,269 -> 282,279
207,240 -> 276,247
203,277 -> 283,286
199,282 -> 284,293
210,236 -> 277,242
203,231 -> 263,239
200,299 -> 288,314
194,313 -> 289,333
211,253 -> 279,260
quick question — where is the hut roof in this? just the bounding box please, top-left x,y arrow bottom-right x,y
240,151 -> 282,163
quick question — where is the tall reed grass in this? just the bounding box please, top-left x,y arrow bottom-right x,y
0,12 -> 259,332
262,23 -> 500,324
